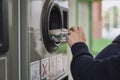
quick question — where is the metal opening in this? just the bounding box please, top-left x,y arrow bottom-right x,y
49,5 -> 62,30
42,1 -> 62,53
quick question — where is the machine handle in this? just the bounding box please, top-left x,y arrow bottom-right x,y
50,28 -> 68,43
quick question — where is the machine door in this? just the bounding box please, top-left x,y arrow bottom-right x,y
21,0 -> 68,80
0,0 -> 9,53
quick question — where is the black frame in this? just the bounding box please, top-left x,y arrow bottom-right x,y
0,0 -> 9,53
41,0 -> 68,53
41,0 -> 62,53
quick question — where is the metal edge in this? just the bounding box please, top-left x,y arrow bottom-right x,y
18,0 -> 21,79
0,57 -> 7,80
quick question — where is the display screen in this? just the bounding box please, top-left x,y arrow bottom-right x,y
0,0 -> 3,43
49,6 -> 62,30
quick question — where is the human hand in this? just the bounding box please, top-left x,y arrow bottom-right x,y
67,27 -> 86,47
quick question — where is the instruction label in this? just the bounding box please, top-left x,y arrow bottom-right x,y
57,54 -> 63,72
41,58 -> 49,79
50,56 -> 57,75
30,60 -> 40,80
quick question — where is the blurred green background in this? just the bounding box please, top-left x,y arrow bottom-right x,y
92,39 -> 112,56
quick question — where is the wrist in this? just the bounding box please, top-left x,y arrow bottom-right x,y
70,41 -> 86,47
71,42 -> 90,58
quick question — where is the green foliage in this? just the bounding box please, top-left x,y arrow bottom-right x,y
57,43 -> 67,53
78,0 -> 101,2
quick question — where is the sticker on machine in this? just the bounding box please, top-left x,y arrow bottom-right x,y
30,60 -> 40,80
56,54 -> 63,72
41,58 -> 49,79
50,56 -> 57,75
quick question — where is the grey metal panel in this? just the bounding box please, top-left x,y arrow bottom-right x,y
20,0 -> 30,80
8,0 -> 19,79
29,1 -> 68,80
0,57 -> 7,80
29,0 -> 47,60
21,0 -> 68,80
0,0 -> 19,80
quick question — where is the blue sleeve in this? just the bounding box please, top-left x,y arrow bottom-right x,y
70,42 -> 120,80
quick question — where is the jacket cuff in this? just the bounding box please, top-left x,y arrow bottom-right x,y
71,42 -> 92,58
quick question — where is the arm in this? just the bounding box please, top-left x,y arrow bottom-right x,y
67,27 -> 120,80
95,35 -> 120,59
71,42 -> 120,80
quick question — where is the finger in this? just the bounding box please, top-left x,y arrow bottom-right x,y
66,34 -> 71,41
66,35 -> 70,39
82,31 -> 86,42
68,31 -> 73,35
80,28 -> 86,43
78,27 -> 83,31
77,27 -> 80,31
69,27 -> 78,32
78,27 -> 84,35
69,27 -> 74,31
